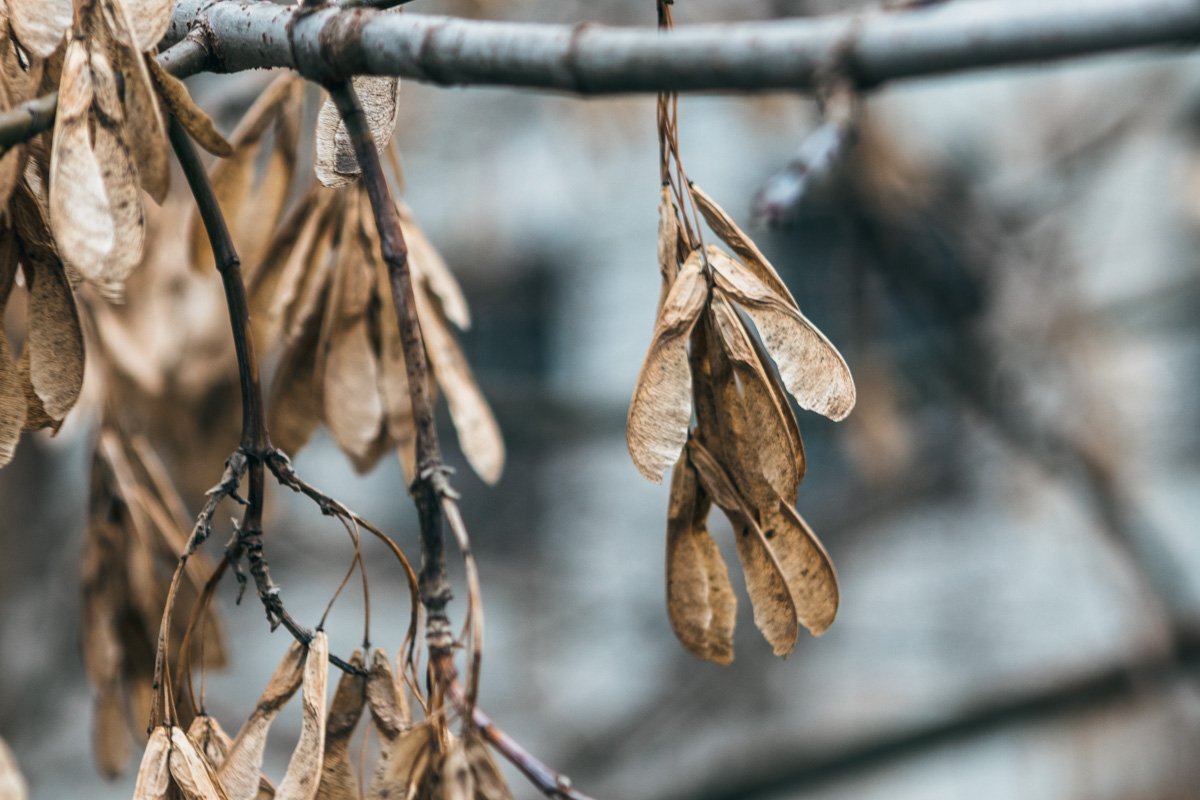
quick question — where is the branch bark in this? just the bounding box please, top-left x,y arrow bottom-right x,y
164,0 -> 1200,94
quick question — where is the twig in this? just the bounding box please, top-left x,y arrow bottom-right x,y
166,115 -> 364,678
327,77 -> 591,800
163,0 -> 1200,93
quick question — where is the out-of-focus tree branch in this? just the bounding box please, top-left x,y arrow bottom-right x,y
164,0 -> 1200,93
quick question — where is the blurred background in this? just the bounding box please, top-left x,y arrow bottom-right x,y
3,1 -> 1200,798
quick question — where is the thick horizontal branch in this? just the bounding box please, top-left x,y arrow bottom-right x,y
166,0 -> 1200,94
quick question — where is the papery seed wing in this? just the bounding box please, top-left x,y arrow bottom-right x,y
15,349 -> 58,432
760,499 -> 839,636
108,15 -> 169,202
169,726 -> 231,800
148,58 -> 232,157
691,183 -> 798,309
50,40 -> 116,279
187,715 -> 233,768
269,290 -> 325,458
89,48 -> 147,280
219,643 -> 305,800
666,458 -> 736,665
7,0 -> 70,58
708,246 -> 855,421
0,736 -> 28,800
26,257 -> 84,420
626,249 -> 707,483
414,282 -> 505,484
276,633 -> 329,800
0,234 -> 25,465
442,737 -> 474,800
399,203 -> 470,330
688,439 -> 799,656
365,650 -> 408,740
710,290 -> 804,502
315,651 -> 365,800
372,722 -> 432,800
117,0 -> 175,52
132,726 -> 172,800
465,733 -> 512,800
315,76 -> 400,188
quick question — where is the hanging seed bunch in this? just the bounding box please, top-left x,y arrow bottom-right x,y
83,429 -> 226,777
626,0 -> 857,663
132,639 -> 513,800
190,73 -> 504,484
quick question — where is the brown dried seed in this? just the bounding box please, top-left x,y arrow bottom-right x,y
148,58 -> 233,157
707,245 -> 855,421
219,643 -> 306,800
7,0 -> 71,58
276,633 -> 329,800
106,6 -> 169,202
118,0 -> 176,53
464,733 -> 512,800
442,736 -> 474,800
169,726 -> 231,800
688,439 -> 799,656
709,291 -> 804,502
691,183 -> 797,309
315,76 -> 401,188
666,458 -> 736,665
626,249 -> 708,483
371,722 -> 432,800
399,204 -> 470,331
0,235 -> 25,466
132,726 -> 171,800
50,40 -> 116,278
26,257 -> 84,421
315,651 -> 366,800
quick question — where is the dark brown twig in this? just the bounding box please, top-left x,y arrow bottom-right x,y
166,116 -> 365,678
327,78 -> 592,800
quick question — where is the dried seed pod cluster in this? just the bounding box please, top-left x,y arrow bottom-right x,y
632,0 -> 856,663
83,430 -> 226,777
131,639 -> 513,800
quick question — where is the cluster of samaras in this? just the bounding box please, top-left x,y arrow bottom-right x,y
134,638 -> 514,800
627,183 -> 856,663
0,0 -> 225,465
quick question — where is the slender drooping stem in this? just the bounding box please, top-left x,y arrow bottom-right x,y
327,79 -> 592,800
324,81 -> 454,656
167,117 -> 363,676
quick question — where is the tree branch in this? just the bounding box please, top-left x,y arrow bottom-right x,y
163,0 -> 1200,94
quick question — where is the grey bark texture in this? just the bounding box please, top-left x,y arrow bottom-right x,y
164,0 -> 1200,94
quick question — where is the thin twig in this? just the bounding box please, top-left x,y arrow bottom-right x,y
328,78 -> 591,800
167,115 -> 365,678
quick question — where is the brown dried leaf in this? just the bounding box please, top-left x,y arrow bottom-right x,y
219,643 -> 305,800
26,257 -> 84,420
315,651 -> 365,800
626,249 -> 707,483
169,726 -> 231,800
708,245 -> 855,421
666,458 -> 736,664
414,284 -> 505,484
709,291 -> 804,502
688,439 -> 799,656
691,183 -> 797,309
276,632 -> 329,800
148,58 -> 232,157
7,0 -> 71,58
132,726 -> 172,800
315,76 -> 401,188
